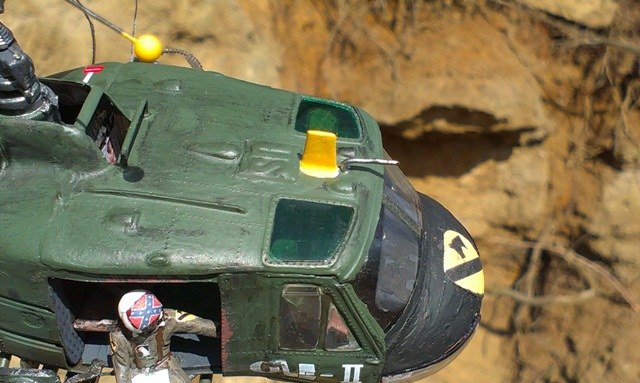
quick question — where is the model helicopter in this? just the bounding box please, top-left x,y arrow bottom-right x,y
0,1 -> 483,382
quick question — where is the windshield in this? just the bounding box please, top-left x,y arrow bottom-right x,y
352,163 -> 421,330
294,97 -> 361,139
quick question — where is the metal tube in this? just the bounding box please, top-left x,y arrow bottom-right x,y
339,158 -> 399,172
64,0 -> 126,35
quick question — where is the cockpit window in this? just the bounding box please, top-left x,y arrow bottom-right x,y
352,164 -> 421,330
375,206 -> 419,312
85,95 -> 130,165
295,98 -> 360,139
382,154 -> 422,234
279,285 -> 322,350
325,303 -> 359,351
279,284 -> 361,352
268,199 -> 353,263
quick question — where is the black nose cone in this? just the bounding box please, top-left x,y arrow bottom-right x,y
382,193 -> 483,380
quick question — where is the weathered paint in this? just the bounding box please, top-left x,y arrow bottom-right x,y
1,62 -> 383,281
220,308 -> 231,371
0,60 -> 482,382
219,273 -> 385,383
0,61 -> 384,376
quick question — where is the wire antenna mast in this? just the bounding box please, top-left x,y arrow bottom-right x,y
64,0 -> 203,69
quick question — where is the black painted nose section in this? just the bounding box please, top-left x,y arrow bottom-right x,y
382,193 -> 483,378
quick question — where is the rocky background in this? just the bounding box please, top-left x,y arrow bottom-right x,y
3,0 -> 639,382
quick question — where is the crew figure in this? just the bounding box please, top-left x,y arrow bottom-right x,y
110,290 -> 218,383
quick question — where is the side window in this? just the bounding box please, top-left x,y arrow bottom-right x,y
325,303 -> 359,351
268,199 -> 353,264
85,95 -> 130,165
279,284 -> 361,352
279,285 -> 322,350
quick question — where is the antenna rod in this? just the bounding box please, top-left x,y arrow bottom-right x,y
64,0 -> 164,63
340,158 -> 399,172
64,0 -> 200,68
64,0 -> 137,44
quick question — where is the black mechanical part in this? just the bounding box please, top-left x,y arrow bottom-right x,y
0,21 -> 59,121
49,282 -> 85,366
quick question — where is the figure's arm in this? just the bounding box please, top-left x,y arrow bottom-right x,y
167,309 -> 218,338
109,330 -> 133,383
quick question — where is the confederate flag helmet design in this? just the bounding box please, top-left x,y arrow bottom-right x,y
118,290 -> 164,333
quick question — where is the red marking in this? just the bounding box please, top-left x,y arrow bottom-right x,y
83,65 -> 104,74
127,293 -> 162,330
221,309 -> 232,371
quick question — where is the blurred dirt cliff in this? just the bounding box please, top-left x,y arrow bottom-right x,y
3,0 -> 639,382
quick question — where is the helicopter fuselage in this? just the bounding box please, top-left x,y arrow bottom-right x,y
0,62 -> 482,383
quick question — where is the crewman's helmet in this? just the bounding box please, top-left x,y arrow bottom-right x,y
118,290 -> 164,334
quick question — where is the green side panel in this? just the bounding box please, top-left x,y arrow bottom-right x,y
0,116 -> 103,172
220,274 -> 386,382
219,273 -> 275,375
0,297 -> 60,344
0,328 -> 66,366
1,62 -> 386,282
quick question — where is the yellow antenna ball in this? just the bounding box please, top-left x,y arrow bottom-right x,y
134,34 -> 163,63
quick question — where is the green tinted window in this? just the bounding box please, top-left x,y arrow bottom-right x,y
295,99 -> 360,139
269,200 -> 353,262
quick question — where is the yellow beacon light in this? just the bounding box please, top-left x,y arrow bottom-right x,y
122,32 -> 164,63
300,130 -> 340,179
64,0 -> 164,63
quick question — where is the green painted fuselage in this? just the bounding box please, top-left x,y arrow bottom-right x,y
0,62 -> 482,383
